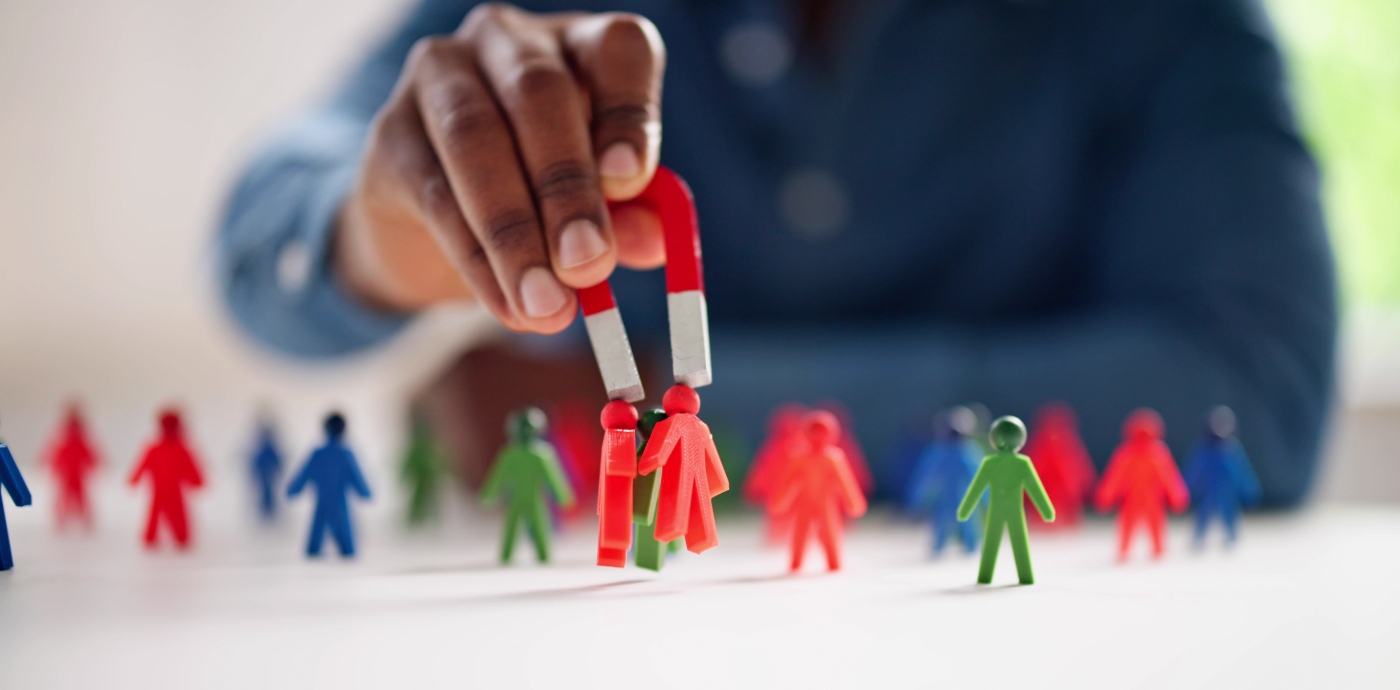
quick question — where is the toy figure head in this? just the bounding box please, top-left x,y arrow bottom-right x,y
1036,403 -> 1076,437
324,412 -> 347,439
1207,405 -> 1235,439
947,405 -> 977,439
989,416 -> 1027,453
803,410 -> 840,448
1123,408 -> 1164,441
507,406 -> 547,442
159,409 -> 183,437
600,400 -> 638,431
662,384 -> 700,416
639,408 -> 667,440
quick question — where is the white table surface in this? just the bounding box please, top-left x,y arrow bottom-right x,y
2,494 -> 1397,690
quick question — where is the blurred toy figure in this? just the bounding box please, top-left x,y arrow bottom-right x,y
743,404 -> 808,544
905,407 -> 982,555
959,416 -> 1055,584
250,420 -> 283,520
288,413 -> 372,557
1023,404 -> 1097,528
638,385 -> 730,553
481,407 -> 575,563
0,423 -> 34,570
1094,409 -> 1189,560
1184,406 -> 1261,546
400,412 -> 448,525
129,410 -> 204,550
46,404 -> 100,530
770,411 -> 867,572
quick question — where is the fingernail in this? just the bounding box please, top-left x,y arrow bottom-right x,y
519,266 -> 569,319
598,143 -> 640,179
557,219 -> 608,269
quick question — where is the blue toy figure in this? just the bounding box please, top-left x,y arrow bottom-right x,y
287,413 -> 371,557
904,407 -> 983,554
1184,406 -> 1261,545
251,421 -> 283,520
0,429 -> 34,571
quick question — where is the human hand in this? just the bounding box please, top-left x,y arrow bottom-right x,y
335,4 -> 668,333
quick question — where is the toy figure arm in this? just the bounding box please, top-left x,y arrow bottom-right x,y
768,460 -> 802,516
478,451 -> 509,506
1152,447 -> 1189,512
1071,442 -> 1097,497
184,449 -> 205,488
831,450 -> 867,518
957,463 -> 991,521
539,447 -> 576,509
703,432 -> 729,498
637,418 -> 679,476
1228,443 -> 1263,508
1182,442 -> 1207,497
0,446 -> 32,506
345,451 -> 372,499
286,456 -> 315,497
128,451 -> 151,486
903,447 -> 940,511
1021,458 -> 1055,522
1093,452 -> 1126,511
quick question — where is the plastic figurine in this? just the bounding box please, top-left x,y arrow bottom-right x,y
638,385 -> 730,553
0,424 -> 34,570
1184,406 -> 1261,546
287,413 -> 372,558
1094,409 -> 1189,560
597,400 -> 639,567
249,420 -> 283,520
817,403 -> 875,497
770,411 -> 867,572
905,408 -> 982,554
45,404 -> 100,530
743,404 -> 808,543
958,416 -> 1055,584
1023,404 -> 1097,528
633,408 -> 680,571
129,409 -> 205,550
481,407 -> 575,564
400,412 -> 448,525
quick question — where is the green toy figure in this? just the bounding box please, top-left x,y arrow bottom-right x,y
480,407 -> 575,563
957,416 -> 1056,584
633,408 -> 680,571
400,412 -> 448,525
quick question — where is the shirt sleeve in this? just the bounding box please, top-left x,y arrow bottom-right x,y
215,0 -> 475,358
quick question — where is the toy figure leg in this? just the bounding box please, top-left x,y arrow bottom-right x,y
1222,504 -> 1240,543
597,474 -> 633,567
932,515 -> 950,554
817,508 -> 841,571
634,523 -> 665,571
1116,510 -> 1140,560
682,483 -> 718,553
789,513 -> 810,572
978,518 -> 1006,584
143,502 -> 162,548
168,503 -> 191,549
1193,506 -> 1211,545
259,482 -> 276,518
527,501 -> 550,563
1005,514 -> 1035,585
0,506 -> 12,571
328,510 -> 355,557
1148,513 -> 1166,558
306,510 -> 329,557
500,505 -> 522,563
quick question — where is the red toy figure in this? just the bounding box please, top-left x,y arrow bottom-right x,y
638,385 -> 729,552
45,404 -> 101,530
1093,409 -> 1189,560
1023,403 -> 1097,528
816,403 -> 875,497
744,404 -> 809,543
770,411 -> 867,572
596,400 -> 639,567
128,409 -> 205,549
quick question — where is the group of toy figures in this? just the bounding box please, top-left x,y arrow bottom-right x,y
891,404 -> 1262,582
0,407 -> 372,569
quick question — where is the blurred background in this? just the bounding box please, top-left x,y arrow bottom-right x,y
0,0 -> 1395,531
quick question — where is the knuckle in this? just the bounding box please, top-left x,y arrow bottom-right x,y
434,92 -> 498,149
504,59 -> 574,104
460,2 -> 509,36
532,160 -> 595,202
406,36 -> 453,71
483,208 -> 540,254
418,174 -> 456,218
593,102 -> 652,132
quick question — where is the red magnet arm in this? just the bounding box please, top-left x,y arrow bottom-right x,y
578,166 -> 712,402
